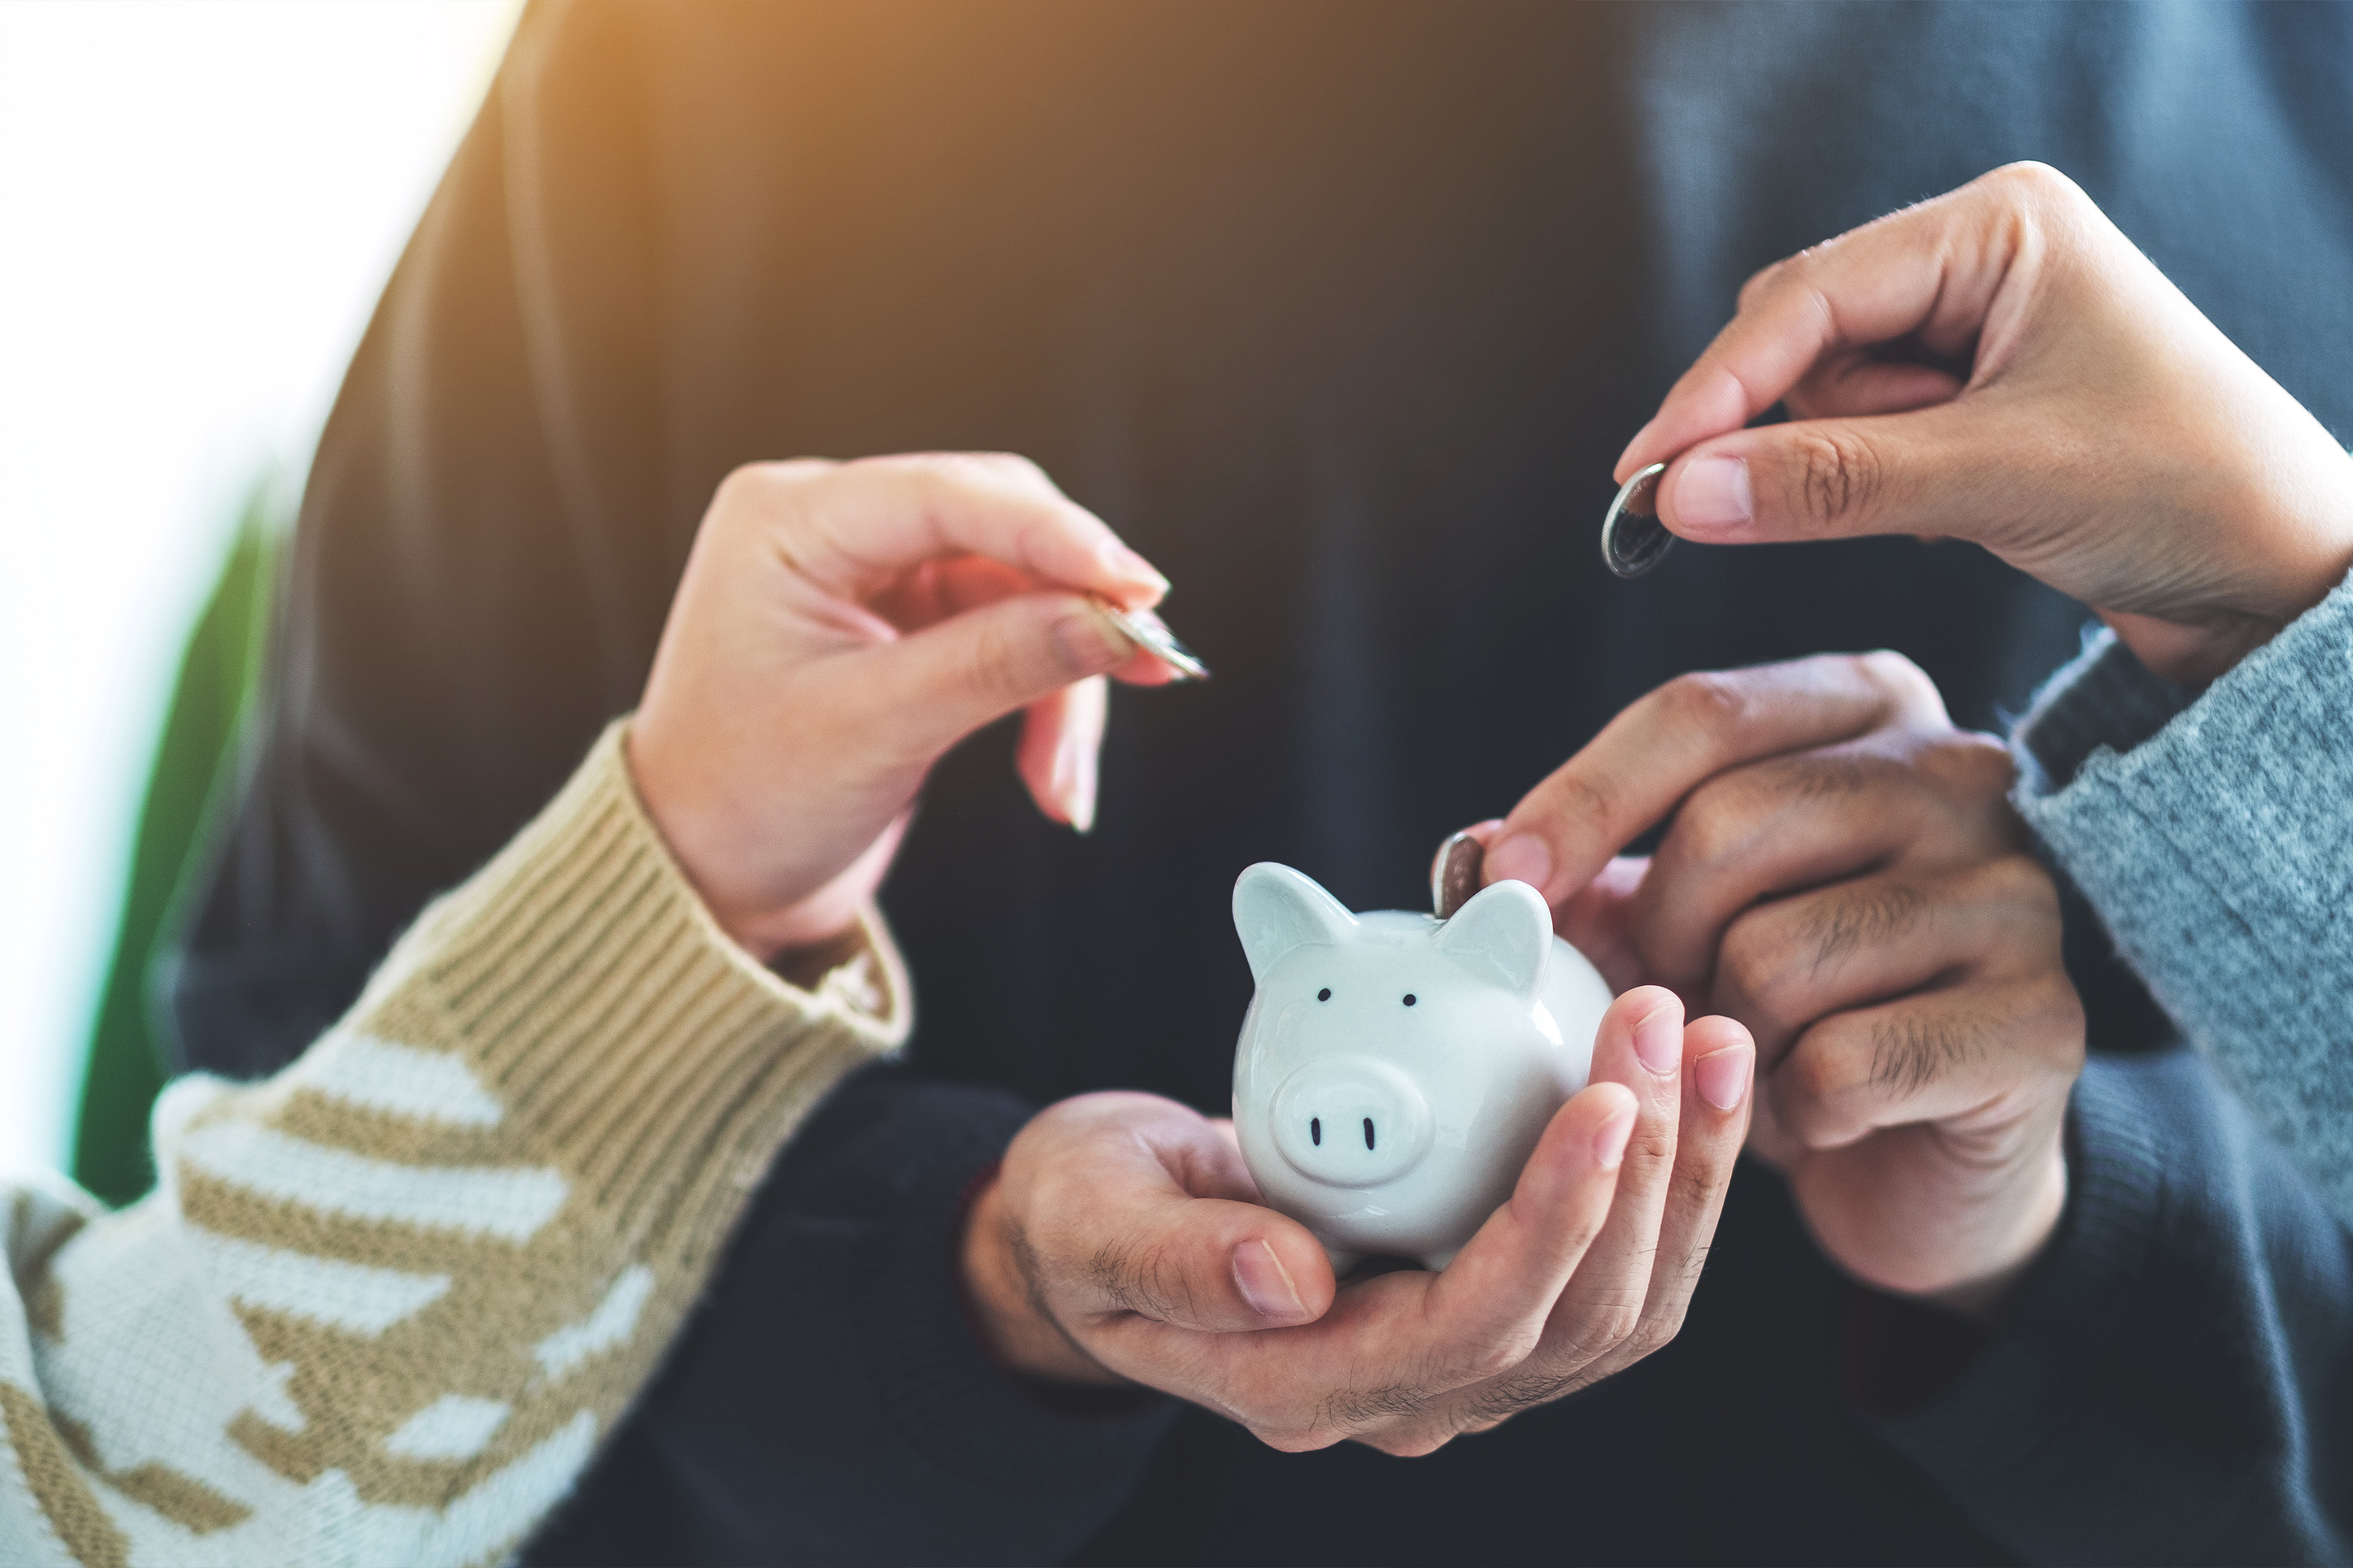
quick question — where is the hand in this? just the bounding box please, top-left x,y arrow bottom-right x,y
961,986 -> 1755,1453
1619,161 -> 2353,686
628,454 -> 1181,958
1478,654 -> 2084,1316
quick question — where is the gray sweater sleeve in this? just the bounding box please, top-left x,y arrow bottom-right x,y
2010,571 -> 2353,1225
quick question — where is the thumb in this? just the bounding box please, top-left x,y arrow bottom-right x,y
855,590 -> 1135,769
1655,399 -> 2007,550
1039,1097 -> 1338,1334
1084,1195 -> 1337,1334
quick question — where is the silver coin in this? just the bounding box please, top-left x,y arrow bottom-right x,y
1430,830 -> 1485,920
1600,461 -> 1675,579
1094,598 -> 1210,680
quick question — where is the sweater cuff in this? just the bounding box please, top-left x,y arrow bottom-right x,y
2006,572 -> 2353,1222
2012,567 -> 2353,933
2009,624 -> 2190,800
310,719 -> 911,1267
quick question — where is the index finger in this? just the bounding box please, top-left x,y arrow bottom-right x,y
1484,654 -> 1943,908
741,452 -> 1173,609
1612,173 -> 2027,484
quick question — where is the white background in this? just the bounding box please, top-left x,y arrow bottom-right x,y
0,1 -> 522,1174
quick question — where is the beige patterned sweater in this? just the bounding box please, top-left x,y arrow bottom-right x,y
0,723 -> 909,1567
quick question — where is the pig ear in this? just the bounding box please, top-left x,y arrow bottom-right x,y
1434,880 -> 1551,997
1233,864 -> 1358,984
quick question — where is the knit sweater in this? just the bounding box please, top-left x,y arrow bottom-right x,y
0,723 -> 907,1568
2012,569 -> 2353,1224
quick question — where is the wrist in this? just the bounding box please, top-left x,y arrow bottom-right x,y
624,719 -> 894,962
959,1168 -> 1125,1387
2147,445 -> 2353,685
1913,1140 -> 2068,1323
622,718 -> 768,949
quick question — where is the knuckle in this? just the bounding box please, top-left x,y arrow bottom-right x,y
1528,765 -> 1616,848
1367,1427 -> 1457,1459
1251,1423 -> 1338,1455
1317,1381 -> 1441,1434
1664,780 -> 1752,875
1920,731 -> 2017,801
1978,853 -> 2061,922
715,458 -> 824,515
1774,747 -> 1877,810
1458,1327 -> 1540,1383
1782,1030 -> 1861,1114
1463,1370 -> 1582,1425
897,450 -> 1021,506
1864,1006 -> 1984,1101
965,618 -> 1034,704
972,450 -> 1052,485
1660,669 -> 1755,738
1623,1124 -> 1678,1178
1622,1303 -> 1691,1363
713,460 -> 768,502
1790,423 -> 1885,528
1085,1235 -> 1178,1320
1799,879 -> 1931,979
1734,256 -> 1788,314
1559,1298 -> 1647,1363
1715,919 -> 1796,1024
1853,649 -> 1941,713
1984,159 -> 2084,212
928,450 -> 1062,508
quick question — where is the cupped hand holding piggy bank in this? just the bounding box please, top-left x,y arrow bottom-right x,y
1232,864 -> 1614,1270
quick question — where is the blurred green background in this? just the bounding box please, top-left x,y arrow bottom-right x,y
71,495 -> 281,1206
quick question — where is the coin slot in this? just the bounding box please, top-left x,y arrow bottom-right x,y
1364,1118 -> 1376,1151
1311,1117 -> 1321,1146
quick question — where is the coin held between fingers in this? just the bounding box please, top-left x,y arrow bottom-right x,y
1601,462 -> 1674,579
1433,832 -> 1485,919
1093,597 -> 1210,680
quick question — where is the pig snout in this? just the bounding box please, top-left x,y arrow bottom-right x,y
1268,1056 -> 1433,1188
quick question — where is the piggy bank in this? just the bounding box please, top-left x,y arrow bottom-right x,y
1230,863 -> 1612,1271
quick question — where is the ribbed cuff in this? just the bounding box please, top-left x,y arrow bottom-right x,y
322,719 -> 910,1268
2009,624 -> 2190,801
2007,572 -> 2353,1223
2016,569 -> 2353,936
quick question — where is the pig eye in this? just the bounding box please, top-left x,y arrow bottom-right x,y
1317,988 -> 1331,1001
1403,994 -> 1417,1006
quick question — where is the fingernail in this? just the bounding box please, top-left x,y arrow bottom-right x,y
1694,1044 -> 1754,1112
1233,1239 -> 1307,1322
1062,731 -> 1098,835
1672,455 -> 1753,536
1633,1003 -> 1681,1077
1485,833 -> 1552,897
1056,605 -> 1130,675
1593,1103 -> 1636,1170
1098,539 -> 1170,597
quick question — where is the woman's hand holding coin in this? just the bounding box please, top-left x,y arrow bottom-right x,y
1617,161 -> 2353,687
629,453 -> 1191,961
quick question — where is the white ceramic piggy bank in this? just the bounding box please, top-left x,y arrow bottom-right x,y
1230,863 -> 1612,1271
